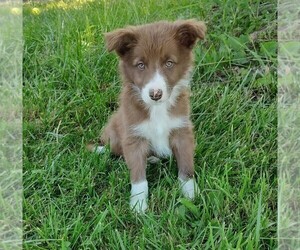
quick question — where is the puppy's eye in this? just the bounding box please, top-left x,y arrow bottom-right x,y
165,60 -> 174,68
137,62 -> 145,70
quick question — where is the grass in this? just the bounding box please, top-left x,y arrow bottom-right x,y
277,2 -> 300,248
0,3 -> 22,250
23,0 -> 277,249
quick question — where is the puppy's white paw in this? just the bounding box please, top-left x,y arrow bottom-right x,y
179,178 -> 199,199
94,145 -> 106,154
130,196 -> 148,213
87,144 -> 106,154
130,181 -> 148,213
147,156 -> 160,164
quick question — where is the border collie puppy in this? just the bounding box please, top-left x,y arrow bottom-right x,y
92,20 -> 206,213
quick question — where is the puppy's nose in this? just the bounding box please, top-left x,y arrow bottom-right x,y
149,89 -> 163,101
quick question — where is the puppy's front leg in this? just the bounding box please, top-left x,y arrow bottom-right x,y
171,127 -> 199,199
123,137 -> 149,213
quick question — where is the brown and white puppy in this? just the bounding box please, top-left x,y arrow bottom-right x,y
92,20 -> 206,212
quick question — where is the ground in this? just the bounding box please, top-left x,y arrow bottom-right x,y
23,0 -> 277,249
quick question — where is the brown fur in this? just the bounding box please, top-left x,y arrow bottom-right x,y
97,20 -> 206,184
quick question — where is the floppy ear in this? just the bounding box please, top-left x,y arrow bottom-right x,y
175,19 -> 207,49
104,28 -> 137,57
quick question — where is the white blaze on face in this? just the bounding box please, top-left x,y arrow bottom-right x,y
141,71 -> 168,105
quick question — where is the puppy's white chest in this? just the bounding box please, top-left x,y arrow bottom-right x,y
132,105 -> 188,157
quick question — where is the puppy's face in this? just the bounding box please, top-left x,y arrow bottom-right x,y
105,20 -> 206,106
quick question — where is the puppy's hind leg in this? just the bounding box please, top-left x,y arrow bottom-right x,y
102,122 -> 123,156
87,114 -> 123,156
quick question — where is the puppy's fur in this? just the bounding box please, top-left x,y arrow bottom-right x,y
92,20 -> 206,212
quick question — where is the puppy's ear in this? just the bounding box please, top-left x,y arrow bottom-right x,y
175,19 -> 207,49
104,28 -> 137,57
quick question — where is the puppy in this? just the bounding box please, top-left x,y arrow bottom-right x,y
92,20 -> 206,213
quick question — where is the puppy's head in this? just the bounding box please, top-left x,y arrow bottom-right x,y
105,20 -> 206,106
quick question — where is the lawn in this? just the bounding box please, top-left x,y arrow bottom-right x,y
23,0 -> 277,249
0,4 -> 22,250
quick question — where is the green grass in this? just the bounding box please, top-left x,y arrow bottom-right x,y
277,2 -> 300,248
0,4 -> 22,250
23,0 -> 277,249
